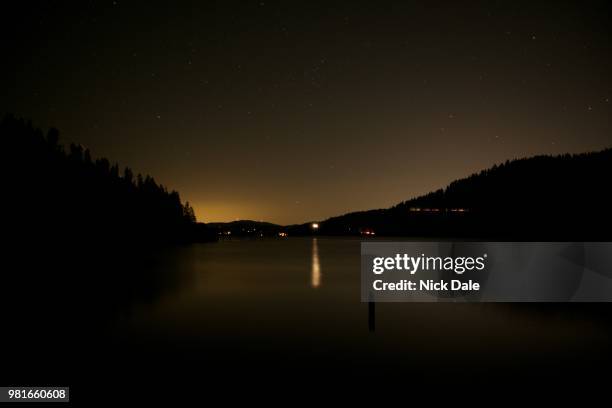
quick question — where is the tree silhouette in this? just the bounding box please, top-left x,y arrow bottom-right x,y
1,113 -> 213,246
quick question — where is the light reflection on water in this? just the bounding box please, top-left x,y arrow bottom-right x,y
311,238 -> 321,288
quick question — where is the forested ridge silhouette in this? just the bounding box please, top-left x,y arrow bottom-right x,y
1,114 -> 211,245
286,148 -> 612,239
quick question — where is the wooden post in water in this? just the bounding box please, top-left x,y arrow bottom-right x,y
368,290 -> 376,332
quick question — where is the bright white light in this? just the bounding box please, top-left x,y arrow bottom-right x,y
311,223 -> 319,229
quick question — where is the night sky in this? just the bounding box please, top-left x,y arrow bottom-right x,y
2,1 -> 611,224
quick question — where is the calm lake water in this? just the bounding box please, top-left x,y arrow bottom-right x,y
106,237 -> 612,376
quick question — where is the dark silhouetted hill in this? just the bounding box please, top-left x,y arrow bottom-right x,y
288,148 -> 612,240
207,220 -> 283,237
1,114 -> 215,246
